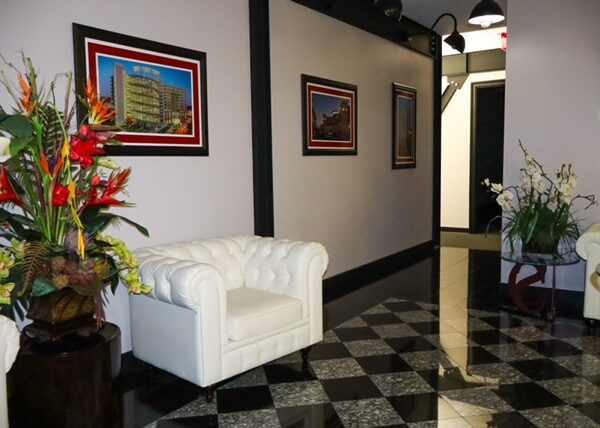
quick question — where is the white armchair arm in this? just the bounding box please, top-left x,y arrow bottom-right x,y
0,316 -> 19,428
131,256 -> 228,385
576,223 -> 600,320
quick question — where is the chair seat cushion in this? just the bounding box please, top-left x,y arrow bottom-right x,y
226,287 -> 303,341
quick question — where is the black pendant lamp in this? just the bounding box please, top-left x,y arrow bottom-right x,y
468,0 -> 505,28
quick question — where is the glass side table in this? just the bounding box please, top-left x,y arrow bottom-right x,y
501,250 -> 580,321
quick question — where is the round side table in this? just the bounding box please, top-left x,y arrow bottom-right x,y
501,250 -> 580,321
8,323 -> 121,428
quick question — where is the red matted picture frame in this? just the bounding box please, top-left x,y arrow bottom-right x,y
301,74 -> 357,155
73,23 -> 208,156
392,82 -> 416,169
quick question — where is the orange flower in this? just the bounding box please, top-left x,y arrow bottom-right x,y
18,73 -> 35,114
85,80 -> 115,125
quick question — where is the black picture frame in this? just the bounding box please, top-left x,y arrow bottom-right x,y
301,74 -> 357,155
73,23 -> 209,156
392,82 -> 417,169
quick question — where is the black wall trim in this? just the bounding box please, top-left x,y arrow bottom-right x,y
440,227 -> 470,233
249,0 -> 275,237
432,35 -> 442,248
498,283 -> 584,320
323,241 -> 435,303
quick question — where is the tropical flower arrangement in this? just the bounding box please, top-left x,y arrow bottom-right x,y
0,54 -> 151,324
484,141 -> 596,255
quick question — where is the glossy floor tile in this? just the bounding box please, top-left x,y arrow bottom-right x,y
17,247 -> 599,427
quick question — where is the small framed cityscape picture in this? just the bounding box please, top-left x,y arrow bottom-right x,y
73,23 -> 208,156
301,74 -> 357,155
392,83 -> 416,169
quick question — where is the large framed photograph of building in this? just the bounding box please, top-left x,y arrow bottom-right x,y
302,74 -> 357,155
392,83 -> 416,169
73,24 -> 208,156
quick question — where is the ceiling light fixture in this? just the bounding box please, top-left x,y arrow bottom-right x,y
430,13 -> 465,54
468,0 -> 505,29
372,0 -> 403,21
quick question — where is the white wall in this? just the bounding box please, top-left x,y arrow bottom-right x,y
270,0 -> 435,276
503,0 -> 600,290
0,0 -> 254,349
441,70 -> 505,229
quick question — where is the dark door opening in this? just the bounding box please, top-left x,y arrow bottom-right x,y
470,80 -> 505,234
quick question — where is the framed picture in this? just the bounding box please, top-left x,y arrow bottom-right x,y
73,23 -> 208,156
301,74 -> 357,155
392,83 -> 417,169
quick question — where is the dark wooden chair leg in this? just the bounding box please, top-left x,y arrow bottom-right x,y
301,346 -> 312,362
586,318 -> 596,334
204,384 -> 216,402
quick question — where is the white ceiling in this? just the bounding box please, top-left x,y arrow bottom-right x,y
401,0 -> 508,35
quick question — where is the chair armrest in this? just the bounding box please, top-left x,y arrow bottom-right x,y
576,223 -> 600,260
137,255 -> 228,344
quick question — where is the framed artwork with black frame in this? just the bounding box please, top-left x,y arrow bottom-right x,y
301,74 -> 357,155
73,23 -> 209,156
392,83 -> 417,169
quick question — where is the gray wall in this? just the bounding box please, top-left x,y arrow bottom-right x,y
0,0 -> 254,350
270,0 -> 435,276
504,0 -> 600,290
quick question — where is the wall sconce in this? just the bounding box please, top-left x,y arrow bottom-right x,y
372,0 -> 403,21
468,0 -> 505,29
430,13 -> 465,54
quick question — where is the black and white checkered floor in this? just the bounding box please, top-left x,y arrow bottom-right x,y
146,296 -> 600,427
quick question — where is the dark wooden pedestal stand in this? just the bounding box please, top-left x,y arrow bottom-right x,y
8,323 -> 121,428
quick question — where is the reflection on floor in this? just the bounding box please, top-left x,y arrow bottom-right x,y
60,247 -> 600,427
441,232 -> 501,251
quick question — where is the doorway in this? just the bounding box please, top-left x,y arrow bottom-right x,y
469,80 -> 505,234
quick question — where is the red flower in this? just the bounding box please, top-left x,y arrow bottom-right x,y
91,175 -> 102,186
84,169 -> 131,208
70,125 -> 106,169
0,169 -> 22,206
52,184 -> 69,206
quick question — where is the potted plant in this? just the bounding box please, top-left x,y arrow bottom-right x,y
484,141 -> 596,256
0,54 -> 151,340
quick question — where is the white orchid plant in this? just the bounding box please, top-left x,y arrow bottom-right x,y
484,141 -> 596,254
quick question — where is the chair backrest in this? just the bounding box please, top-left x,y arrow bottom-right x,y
136,236 -> 257,290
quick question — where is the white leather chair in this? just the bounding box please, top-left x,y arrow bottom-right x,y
0,316 -> 19,428
576,223 -> 600,323
130,235 -> 328,397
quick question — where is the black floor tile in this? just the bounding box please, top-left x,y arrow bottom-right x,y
387,392 -> 443,422
418,368 -> 483,391
385,336 -> 437,353
361,312 -> 402,326
383,301 -> 423,312
307,342 -> 351,361
321,376 -> 382,402
333,326 -> 379,342
277,403 -> 344,428
155,415 -> 219,427
492,382 -> 565,410
573,402 -> 600,424
479,315 -> 526,330
468,330 -> 516,346
216,385 -> 274,413
443,346 -> 501,365
409,321 -> 443,335
356,354 -> 413,374
523,339 -> 583,357
464,411 -> 536,428
510,358 -> 577,380
263,362 -> 317,384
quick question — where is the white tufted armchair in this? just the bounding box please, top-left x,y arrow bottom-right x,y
576,223 -> 600,323
130,236 -> 328,397
0,315 -> 19,428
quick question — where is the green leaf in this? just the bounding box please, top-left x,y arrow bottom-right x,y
30,277 -> 57,297
0,114 -> 32,138
9,136 -> 32,156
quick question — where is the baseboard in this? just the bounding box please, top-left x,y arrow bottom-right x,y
498,283 -> 584,319
323,241 -> 435,303
440,227 -> 470,233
